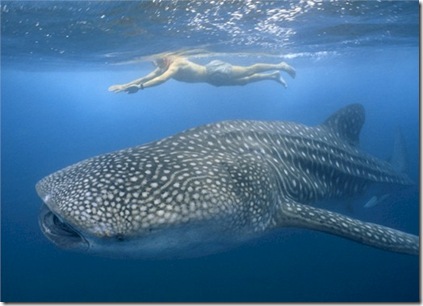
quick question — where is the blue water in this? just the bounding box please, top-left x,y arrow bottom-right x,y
1,1 -> 419,302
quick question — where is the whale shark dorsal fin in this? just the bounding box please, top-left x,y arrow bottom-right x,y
389,127 -> 408,173
321,103 -> 365,147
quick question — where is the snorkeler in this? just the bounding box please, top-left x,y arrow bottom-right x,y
108,54 -> 296,94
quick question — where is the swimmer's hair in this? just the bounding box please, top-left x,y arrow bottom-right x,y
153,57 -> 168,68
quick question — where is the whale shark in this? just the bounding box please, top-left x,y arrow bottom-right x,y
36,104 -> 419,258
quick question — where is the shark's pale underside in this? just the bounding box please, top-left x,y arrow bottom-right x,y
36,104 -> 419,258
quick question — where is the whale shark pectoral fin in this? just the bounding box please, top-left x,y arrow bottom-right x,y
276,198 -> 419,256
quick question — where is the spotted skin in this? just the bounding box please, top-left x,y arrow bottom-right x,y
36,104 -> 418,257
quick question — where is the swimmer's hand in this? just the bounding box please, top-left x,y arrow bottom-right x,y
125,85 -> 141,94
108,84 -> 125,93
108,84 -> 142,94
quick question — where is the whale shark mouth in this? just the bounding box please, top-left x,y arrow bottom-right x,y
38,204 -> 89,250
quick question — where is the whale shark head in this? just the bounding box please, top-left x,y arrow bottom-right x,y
35,138 -> 267,258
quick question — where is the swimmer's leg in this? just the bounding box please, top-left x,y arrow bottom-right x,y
278,62 -> 296,78
231,62 -> 296,79
227,72 -> 288,88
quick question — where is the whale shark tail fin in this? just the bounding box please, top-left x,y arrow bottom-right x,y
321,103 -> 365,147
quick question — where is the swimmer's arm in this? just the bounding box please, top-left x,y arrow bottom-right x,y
141,65 -> 178,89
108,67 -> 162,93
126,67 -> 163,86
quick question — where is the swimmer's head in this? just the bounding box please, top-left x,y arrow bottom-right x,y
154,56 -> 173,70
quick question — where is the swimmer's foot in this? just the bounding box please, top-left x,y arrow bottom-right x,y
274,73 -> 287,88
278,62 -> 296,79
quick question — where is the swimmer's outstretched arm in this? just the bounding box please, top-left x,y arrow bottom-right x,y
108,67 -> 162,93
140,65 -> 178,89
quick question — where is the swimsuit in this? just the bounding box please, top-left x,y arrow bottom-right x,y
205,60 -> 234,86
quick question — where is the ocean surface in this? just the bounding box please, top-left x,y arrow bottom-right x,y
1,1 -> 419,302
